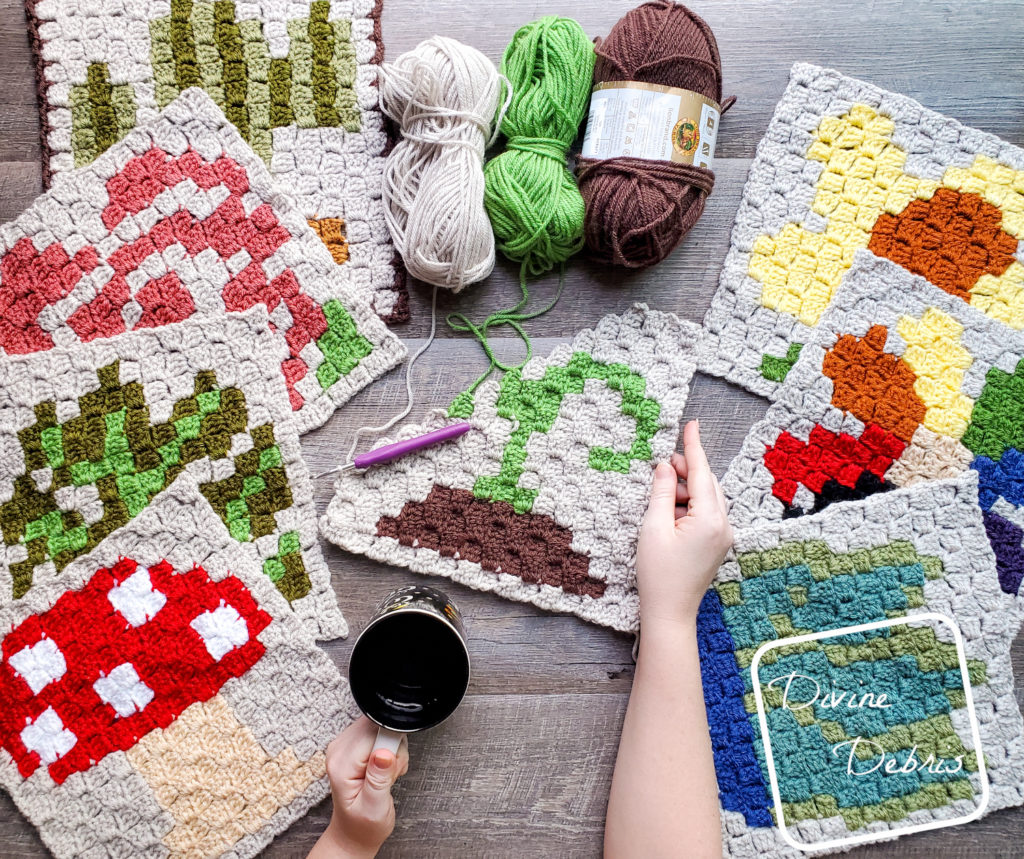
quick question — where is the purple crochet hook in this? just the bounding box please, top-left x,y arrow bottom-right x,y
340,421 -> 472,471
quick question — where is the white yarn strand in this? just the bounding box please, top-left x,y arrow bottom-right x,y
379,36 -> 506,291
315,286 -> 440,480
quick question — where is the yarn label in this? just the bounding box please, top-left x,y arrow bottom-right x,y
581,82 -> 719,168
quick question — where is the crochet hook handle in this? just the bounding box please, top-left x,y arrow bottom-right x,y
347,421 -> 472,471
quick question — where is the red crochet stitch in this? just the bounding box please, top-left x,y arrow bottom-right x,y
0,147 -> 343,411
764,423 -> 906,506
0,558 -> 271,783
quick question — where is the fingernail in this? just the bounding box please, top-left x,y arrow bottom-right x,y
372,750 -> 394,769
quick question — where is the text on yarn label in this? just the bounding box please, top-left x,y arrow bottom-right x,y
581,81 -> 719,168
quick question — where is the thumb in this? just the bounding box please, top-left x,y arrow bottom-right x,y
645,462 -> 678,527
360,748 -> 399,811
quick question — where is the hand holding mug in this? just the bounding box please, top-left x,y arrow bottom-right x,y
309,716 -> 410,859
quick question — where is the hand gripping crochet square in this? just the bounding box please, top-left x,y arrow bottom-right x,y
722,251 -> 1024,600
700,63 -> 1024,400
320,305 -> 701,633
24,0 -> 409,323
0,479 -> 360,859
0,306 -> 346,640
700,474 -> 1024,856
0,87 -> 405,434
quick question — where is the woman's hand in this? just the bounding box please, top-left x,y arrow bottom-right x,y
635,420 -> 733,630
309,717 -> 410,859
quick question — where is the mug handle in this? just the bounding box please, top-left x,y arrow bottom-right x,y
371,726 -> 405,755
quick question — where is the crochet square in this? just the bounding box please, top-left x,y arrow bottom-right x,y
0,86 -> 405,435
0,478 -> 359,859
24,0 -> 408,322
320,305 -> 701,632
700,63 -> 1024,399
722,251 -> 1024,599
0,306 -> 346,640
702,474 -> 1024,856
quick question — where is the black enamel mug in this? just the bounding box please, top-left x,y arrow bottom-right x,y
349,585 -> 470,753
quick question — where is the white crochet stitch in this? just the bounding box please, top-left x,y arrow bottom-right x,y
26,0 -> 407,321
0,478 -> 360,859
320,305 -> 701,633
0,307 -> 346,641
700,63 -> 1024,400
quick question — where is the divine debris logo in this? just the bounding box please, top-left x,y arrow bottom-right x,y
750,614 -> 989,851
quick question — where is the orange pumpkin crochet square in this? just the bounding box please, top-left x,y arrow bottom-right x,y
701,63 -> 1024,399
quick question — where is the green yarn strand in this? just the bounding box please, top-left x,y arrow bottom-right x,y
454,17 -> 591,394
483,16 -> 594,278
447,269 -> 567,393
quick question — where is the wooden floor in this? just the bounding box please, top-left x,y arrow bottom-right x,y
1,0 -> 1023,856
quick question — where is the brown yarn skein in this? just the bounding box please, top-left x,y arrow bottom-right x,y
576,1 -> 734,269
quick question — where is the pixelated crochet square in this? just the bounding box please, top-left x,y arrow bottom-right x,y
0,481 -> 360,859
24,0 -> 409,323
700,63 -> 1024,400
0,86 -> 405,434
320,305 -> 700,633
723,251 -> 1024,600
0,306 -> 346,641
701,475 -> 1024,856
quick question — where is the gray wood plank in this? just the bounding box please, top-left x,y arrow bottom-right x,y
230,693 -> 629,859
0,0 -> 42,168
0,107 -> 43,162
0,1 -> 38,107
0,162 -> 42,221
391,156 -> 755,339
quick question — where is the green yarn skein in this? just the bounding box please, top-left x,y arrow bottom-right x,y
484,16 -> 595,278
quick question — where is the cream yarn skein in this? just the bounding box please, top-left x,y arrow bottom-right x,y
380,36 -> 506,291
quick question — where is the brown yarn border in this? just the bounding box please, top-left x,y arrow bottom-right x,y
23,0 -> 54,188
369,1 -> 410,324
365,0 -> 410,323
